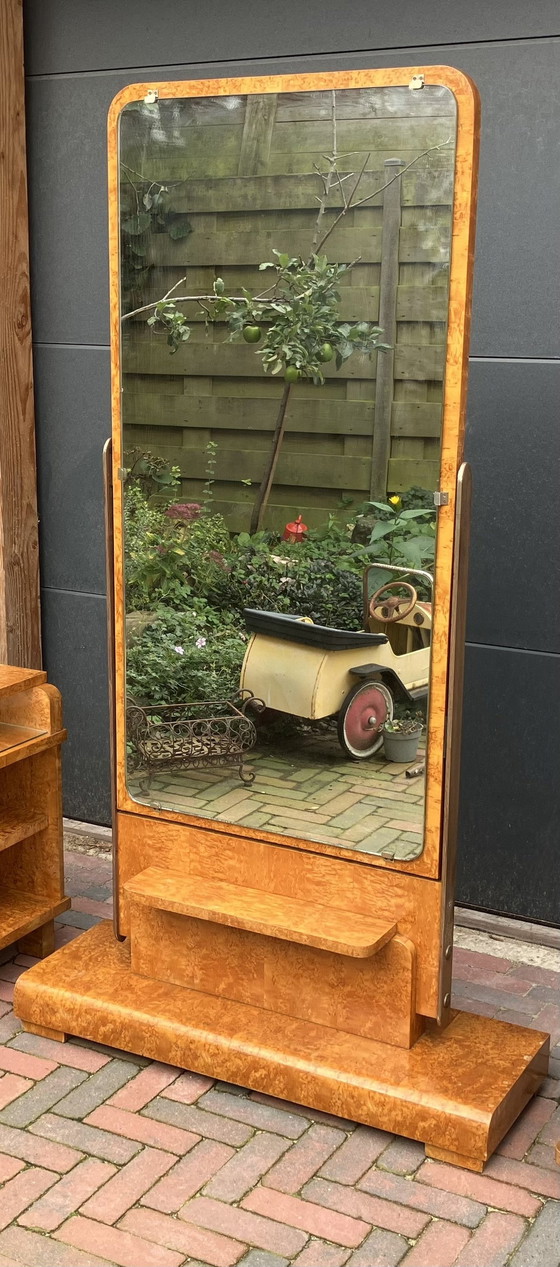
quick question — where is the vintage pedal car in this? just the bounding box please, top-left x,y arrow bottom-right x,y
240,563 -> 432,759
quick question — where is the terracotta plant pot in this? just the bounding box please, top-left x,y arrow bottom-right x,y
383,727 -> 422,764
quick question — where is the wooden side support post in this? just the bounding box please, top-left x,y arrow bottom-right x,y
0,0 -> 41,667
370,158 -> 404,500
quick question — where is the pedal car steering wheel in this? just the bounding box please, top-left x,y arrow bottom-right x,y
369,580 -> 418,624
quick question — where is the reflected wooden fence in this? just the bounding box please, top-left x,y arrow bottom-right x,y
121,91 -> 453,529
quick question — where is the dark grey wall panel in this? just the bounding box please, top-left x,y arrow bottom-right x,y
26,74 -> 113,347
41,589 -> 111,824
457,643 -> 560,925
34,346 -> 111,594
465,359 -> 560,653
461,41 -> 560,359
22,0 -> 560,76
26,40 -> 560,355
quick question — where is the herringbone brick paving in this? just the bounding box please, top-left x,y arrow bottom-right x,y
129,730 -> 426,862
0,847 -> 558,1266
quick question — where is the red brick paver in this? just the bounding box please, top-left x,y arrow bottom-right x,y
0,845 -> 557,1266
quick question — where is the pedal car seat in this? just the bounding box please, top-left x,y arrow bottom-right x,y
243,609 -> 388,651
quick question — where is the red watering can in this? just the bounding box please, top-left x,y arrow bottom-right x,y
282,514 -> 308,543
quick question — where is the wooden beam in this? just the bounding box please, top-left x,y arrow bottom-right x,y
0,0 -> 41,667
370,159 -> 404,499
238,96 -> 278,175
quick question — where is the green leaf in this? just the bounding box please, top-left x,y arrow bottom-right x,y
337,341 -> 353,361
399,508 -> 435,520
368,522 -> 397,542
122,212 -> 151,235
168,215 -> 193,240
368,501 -> 393,514
395,540 -> 431,567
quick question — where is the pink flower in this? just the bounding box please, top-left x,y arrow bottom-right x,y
166,502 -> 201,521
195,637 -> 207,649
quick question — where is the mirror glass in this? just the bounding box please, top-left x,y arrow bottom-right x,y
119,81 -> 456,861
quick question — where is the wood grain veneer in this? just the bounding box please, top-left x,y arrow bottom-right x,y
125,867 -> 397,956
15,921 -> 548,1172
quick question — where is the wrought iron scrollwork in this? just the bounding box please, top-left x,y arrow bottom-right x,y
127,693 -> 265,791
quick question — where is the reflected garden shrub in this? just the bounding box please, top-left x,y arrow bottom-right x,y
124,470 -> 436,706
126,608 -> 248,707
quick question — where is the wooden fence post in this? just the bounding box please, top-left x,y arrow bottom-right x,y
0,0 -> 41,666
370,158 -> 404,500
238,96 -> 278,176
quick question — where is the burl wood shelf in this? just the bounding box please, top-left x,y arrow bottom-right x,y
0,666 -> 69,958
125,867 -> 397,957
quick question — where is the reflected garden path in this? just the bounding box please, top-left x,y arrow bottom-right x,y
129,730 -> 425,861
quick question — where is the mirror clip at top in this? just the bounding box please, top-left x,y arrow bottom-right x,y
409,74 -> 425,91
433,490 -> 449,506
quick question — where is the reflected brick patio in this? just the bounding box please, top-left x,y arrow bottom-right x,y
129,730 -> 426,862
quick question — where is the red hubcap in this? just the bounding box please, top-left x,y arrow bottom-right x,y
344,685 -> 389,753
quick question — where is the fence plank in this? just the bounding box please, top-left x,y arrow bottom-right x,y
146,224 -> 449,268
269,117 -> 451,154
370,159 -> 404,499
129,282 -> 447,325
123,395 -> 442,440
123,338 -> 445,380
144,444 -> 371,492
387,458 -> 440,491
238,95 -> 278,175
123,392 -> 374,433
161,169 -> 453,213
391,402 -> 442,437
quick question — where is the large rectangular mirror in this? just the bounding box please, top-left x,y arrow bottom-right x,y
115,74 -> 460,865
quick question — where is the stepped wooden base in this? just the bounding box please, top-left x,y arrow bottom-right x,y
14,922 -> 548,1171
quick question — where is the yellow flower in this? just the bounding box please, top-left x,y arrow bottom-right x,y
389,495 -> 401,507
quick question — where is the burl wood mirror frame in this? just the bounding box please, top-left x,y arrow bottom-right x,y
14,68 -> 549,1174
110,66 -> 476,1016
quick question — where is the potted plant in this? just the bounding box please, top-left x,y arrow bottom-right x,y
382,706 -> 424,764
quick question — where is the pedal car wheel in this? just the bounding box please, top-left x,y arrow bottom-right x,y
337,680 -> 393,759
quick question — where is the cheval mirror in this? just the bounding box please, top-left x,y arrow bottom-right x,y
16,67 -> 549,1172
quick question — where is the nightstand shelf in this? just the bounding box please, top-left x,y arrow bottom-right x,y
0,666 -> 68,958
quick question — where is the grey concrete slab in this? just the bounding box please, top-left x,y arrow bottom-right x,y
34,345 -> 111,595
465,359 -> 560,654
41,588 -> 111,824
22,0 -> 560,76
457,642 -> 560,925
